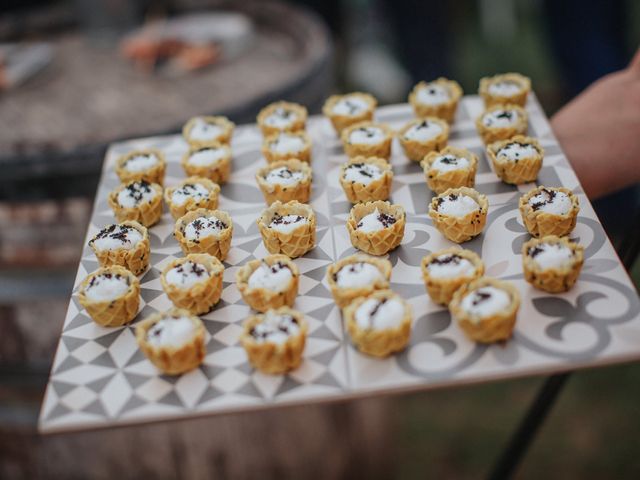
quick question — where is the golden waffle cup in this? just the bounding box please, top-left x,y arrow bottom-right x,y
108,181 -> 163,227
115,149 -> 167,185
522,235 -> 584,293
255,159 -> 313,205
475,104 -> 528,144
262,131 -> 312,163
519,186 -> 580,238
421,146 -> 478,194
479,72 -> 531,108
257,101 -> 308,137
236,255 -> 299,312
408,78 -> 463,123
344,290 -> 413,357
339,156 -> 393,203
449,277 -> 520,343
428,187 -> 488,243
160,253 -> 225,315
397,117 -> 450,162
257,200 -> 316,258
78,266 -> 140,327
240,307 -> 308,374
347,200 -> 406,256
89,220 -> 150,275
326,254 -> 392,309
182,115 -> 234,147
135,308 -> 206,375
420,248 -> 484,306
181,143 -> 232,184
174,208 -> 233,261
164,176 -> 221,220
341,121 -> 393,159
322,92 -> 377,134
486,135 -> 544,185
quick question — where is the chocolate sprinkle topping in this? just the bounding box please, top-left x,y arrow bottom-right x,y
528,246 -> 544,258
270,214 -> 304,227
249,314 -> 298,340
471,291 -> 492,306
90,224 -> 137,245
430,254 -> 462,266
122,180 -> 153,205
529,188 -> 557,212
439,155 -> 459,165
357,212 -> 396,229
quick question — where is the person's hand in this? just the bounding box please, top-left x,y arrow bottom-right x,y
551,47 -> 640,199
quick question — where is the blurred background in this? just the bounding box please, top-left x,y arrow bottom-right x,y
1,0 -> 639,478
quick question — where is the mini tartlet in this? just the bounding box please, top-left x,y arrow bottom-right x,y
341,122 -> 393,159
479,73 -> 531,108
262,131 -> 312,163
78,266 -> 140,327
255,159 -> 312,204
339,156 -> 393,203
174,208 -> 233,261
236,255 -> 299,312
398,117 -> 449,162
164,176 -> 220,220
88,221 -> 150,275
519,186 -> 580,238
108,180 -> 163,227
429,187 -> 488,243
522,235 -> 584,293
326,254 -> 392,309
344,290 -> 412,357
322,92 -> 377,134
181,143 -> 232,184
347,200 -> 406,255
408,78 -> 463,123
257,200 -> 316,258
240,307 -> 308,374
136,308 -> 206,375
487,135 -> 543,185
182,115 -> 234,147
160,253 -> 225,315
115,149 -> 166,185
475,104 -> 528,144
257,101 -> 308,136
421,146 -> 478,194
421,248 -> 484,305
449,277 -> 520,343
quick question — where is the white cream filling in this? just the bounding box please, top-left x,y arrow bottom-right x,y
84,273 -> 130,302
92,225 -> 143,251
165,261 -> 210,289
482,109 -> 519,128
335,262 -> 383,289
269,214 -> 309,234
343,163 -> 383,185
428,254 -> 476,279
356,208 -> 397,233
184,216 -> 227,241
189,118 -> 223,142
124,154 -> 158,172
404,120 -> 443,142
488,80 -> 523,97
529,243 -> 575,270
265,166 -> 304,186
355,297 -> 405,330
264,108 -> 297,128
249,311 -> 300,345
171,183 -> 210,207
496,142 -> 538,162
460,286 -> 511,319
146,315 -> 196,348
434,193 -> 479,217
349,126 -> 386,145
247,261 -> 293,292
269,133 -> 305,154
430,155 -> 470,172
528,189 -> 572,215
415,83 -> 450,106
117,181 -> 157,208
187,147 -> 227,168
332,96 -> 370,116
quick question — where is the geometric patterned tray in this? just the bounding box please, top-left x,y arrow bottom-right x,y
39,94 -> 640,433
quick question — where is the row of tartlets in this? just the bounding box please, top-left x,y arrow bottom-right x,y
76,72 -> 585,378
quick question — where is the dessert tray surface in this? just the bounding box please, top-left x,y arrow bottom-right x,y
39,95 -> 640,433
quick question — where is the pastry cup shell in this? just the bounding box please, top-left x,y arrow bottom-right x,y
398,117 -> 450,162
486,135 -> 544,185
89,220 -> 150,275
174,208 -> 233,261
256,159 -> 312,205
408,78 -> 463,123
160,253 -> 225,315
341,122 -> 393,159
322,92 -> 377,134
78,266 -> 140,327
236,254 -> 299,312
164,176 -> 221,220
420,247 -> 484,305
339,156 -> 393,203
257,200 -> 316,258
108,181 -> 163,227
522,235 -> 584,293
428,187 -> 488,243
475,104 -> 528,144
479,72 -> 531,108
115,149 -> 166,185
326,254 -> 392,309
347,200 -> 406,255
181,143 -> 232,184
257,101 -> 308,137
262,131 -> 312,163
421,146 -> 478,194
182,115 -> 234,147
519,186 -> 580,238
